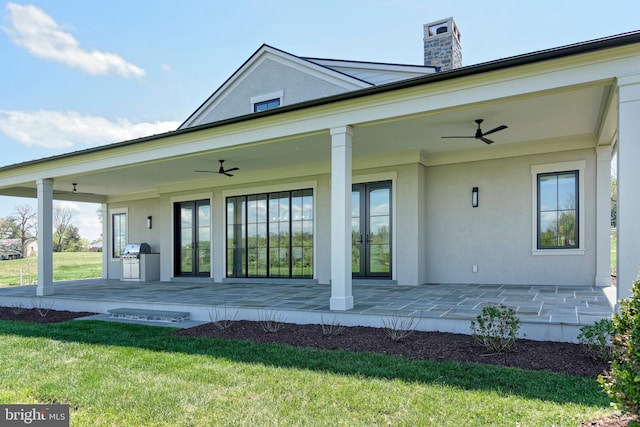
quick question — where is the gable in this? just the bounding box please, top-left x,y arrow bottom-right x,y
180,45 -> 372,129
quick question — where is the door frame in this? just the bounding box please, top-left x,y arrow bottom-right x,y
170,193 -> 213,279
352,173 -> 396,280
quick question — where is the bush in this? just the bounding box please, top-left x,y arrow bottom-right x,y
578,318 -> 614,361
470,304 -> 520,353
599,279 -> 640,423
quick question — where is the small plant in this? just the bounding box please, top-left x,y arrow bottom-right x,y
577,318 -> 614,361
320,315 -> 345,336
10,302 -> 25,315
470,304 -> 520,353
258,310 -> 286,333
382,315 -> 420,342
30,298 -> 55,318
208,304 -> 238,330
599,279 -> 640,423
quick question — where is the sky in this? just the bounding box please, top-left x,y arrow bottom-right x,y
0,0 -> 637,242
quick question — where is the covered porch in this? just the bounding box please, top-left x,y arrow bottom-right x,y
0,279 -> 615,343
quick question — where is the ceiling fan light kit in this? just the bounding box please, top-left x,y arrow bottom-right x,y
441,119 -> 508,145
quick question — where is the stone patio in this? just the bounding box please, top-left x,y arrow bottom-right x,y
0,279 -> 616,343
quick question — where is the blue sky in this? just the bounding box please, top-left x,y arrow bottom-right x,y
0,0 -> 637,241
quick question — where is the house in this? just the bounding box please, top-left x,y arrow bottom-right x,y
0,18 -> 638,315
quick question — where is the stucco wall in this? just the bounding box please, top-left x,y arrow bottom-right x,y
199,59 -> 352,124
423,149 -> 597,286
105,148 -> 597,287
106,198 -> 162,279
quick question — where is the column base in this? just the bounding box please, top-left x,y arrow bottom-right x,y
330,296 -> 354,311
595,275 -> 613,288
36,285 -> 55,296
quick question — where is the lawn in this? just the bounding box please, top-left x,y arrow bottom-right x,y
0,252 -> 102,286
0,319 -> 613,426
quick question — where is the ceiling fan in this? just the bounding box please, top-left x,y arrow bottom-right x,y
195,160 -> 239,177
441,119 -> 508,145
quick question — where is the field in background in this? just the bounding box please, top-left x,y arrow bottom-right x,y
0,252 -> 102,286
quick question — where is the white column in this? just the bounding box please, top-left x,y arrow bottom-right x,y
595,145 -> 612,287
36,178 -> 54,296
617,74 -> 640,300
330,126 -> 353,310
101,203 -> 108,279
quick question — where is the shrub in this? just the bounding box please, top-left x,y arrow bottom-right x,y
381,315 -> 420,342
320,315 -> 345,337
599,279 -> 640,423
470,304 -> 520,353
208,304 -> 238,330
578,318 -> 615,361
258,310 -> 286,333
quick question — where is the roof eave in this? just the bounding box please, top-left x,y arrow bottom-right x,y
2,30 -> 639,173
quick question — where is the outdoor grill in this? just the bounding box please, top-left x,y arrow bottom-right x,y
122,243 -> 152,280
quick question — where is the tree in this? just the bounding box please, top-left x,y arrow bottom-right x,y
53,206 -> 81,252
611,177 -> 617,228
0,216 -> 20,239
13,204 -> 37,257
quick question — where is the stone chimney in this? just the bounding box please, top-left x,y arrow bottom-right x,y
423,17 -> 462,71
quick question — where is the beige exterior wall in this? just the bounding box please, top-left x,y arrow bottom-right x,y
105,147 -> 598,287
424,148 -> 596,285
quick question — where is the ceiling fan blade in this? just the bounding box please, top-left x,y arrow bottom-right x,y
441,136 -> 475,139
481,125 -> 508,137
225,167 -> 239,172
223,172 -> 234,177
480,137 -> 494,144
194,170 -> 217,173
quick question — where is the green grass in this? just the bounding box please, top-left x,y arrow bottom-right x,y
0,252 -> 102,286
0,319 -> 614,426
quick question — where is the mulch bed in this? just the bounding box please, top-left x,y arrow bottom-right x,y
0,307 -> 634,426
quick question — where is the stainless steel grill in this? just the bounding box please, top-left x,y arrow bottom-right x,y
122,243 -> 151,280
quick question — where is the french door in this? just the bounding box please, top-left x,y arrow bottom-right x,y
174,200 -> 211,277
352,181 -> 392,278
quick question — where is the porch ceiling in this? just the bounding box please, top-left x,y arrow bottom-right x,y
0,82 -> 611,202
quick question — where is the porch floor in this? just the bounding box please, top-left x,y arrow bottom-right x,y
0,280 -> 615,342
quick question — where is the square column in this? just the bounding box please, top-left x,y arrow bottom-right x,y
595,145 -> 612,287
36,178 -> 54,296
617,74 -> 640,300
330,126 -> 353,310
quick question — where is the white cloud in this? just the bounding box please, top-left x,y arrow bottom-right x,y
0,110 -> 180,150
3,3 -> 145,78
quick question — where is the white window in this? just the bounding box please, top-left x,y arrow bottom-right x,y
251,90 -> 283,113
531,161 -> 586,255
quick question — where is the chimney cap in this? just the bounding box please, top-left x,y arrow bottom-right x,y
423,17 -> 461,42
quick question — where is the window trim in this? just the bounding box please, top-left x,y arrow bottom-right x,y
109,207 -> 128,260
225,188 -> 314,279
223,181 -> 317,279
531,161 -> 585,255
250,90 -> 283,112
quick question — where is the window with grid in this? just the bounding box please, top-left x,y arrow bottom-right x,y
226,189 -> 313,278
537,171 -> 578,249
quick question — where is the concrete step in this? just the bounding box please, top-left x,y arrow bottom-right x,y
108,307 -> 190,323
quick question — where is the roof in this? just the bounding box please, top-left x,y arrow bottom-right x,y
1,29 -> 639,173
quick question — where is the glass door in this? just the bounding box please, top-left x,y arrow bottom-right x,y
174,200 -> 210,277
352,181 -> 392,278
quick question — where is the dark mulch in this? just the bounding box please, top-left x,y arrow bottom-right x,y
0,307 -> 634,426
0,306 -> 96,323
174,320 -> 608,378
